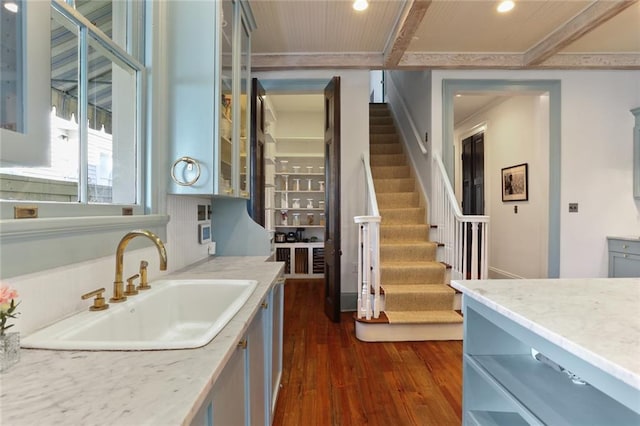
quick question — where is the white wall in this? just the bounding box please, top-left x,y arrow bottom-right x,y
386,70 -> 433,207
274,110 -> 324,154
254,70 -> 370,297
454,95 -> 549,279
432,70 -> 640,278
6,195 -> 211,336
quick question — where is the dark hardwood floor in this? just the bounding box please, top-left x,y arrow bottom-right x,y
273,279 -> 463,426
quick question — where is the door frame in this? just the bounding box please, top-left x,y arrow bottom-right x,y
443,79 -> 561,278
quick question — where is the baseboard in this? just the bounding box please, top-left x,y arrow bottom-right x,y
341,292 -> 358,312
488,267 -> 525,280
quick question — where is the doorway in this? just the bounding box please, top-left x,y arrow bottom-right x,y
449,83 -> 557,279
257,78 -> 342,322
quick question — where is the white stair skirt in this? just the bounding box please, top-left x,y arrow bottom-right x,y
355,321 -> 463,342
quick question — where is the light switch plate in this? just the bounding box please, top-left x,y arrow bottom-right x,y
198,224 -> 211,244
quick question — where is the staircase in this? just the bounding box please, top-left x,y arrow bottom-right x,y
355,104 -> 463,342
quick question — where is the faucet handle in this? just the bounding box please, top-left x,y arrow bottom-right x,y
124,273 -> 140,296
81,288 -> 109,311
138,260 -> 151,290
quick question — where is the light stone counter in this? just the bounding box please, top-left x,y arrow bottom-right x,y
0,256 -> 284,426
450,277 -> 640,391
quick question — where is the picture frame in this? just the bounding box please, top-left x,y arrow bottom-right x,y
501,163 -> 528,202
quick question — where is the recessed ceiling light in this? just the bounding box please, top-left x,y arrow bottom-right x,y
497,0 -> 515,13
4,1 -> 19,13
353,0 -> 368,12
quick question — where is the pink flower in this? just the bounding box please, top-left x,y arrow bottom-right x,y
0,285 -> 18,305
0,284 -> 20,336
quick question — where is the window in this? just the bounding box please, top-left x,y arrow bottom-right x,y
0,0 -> 145,215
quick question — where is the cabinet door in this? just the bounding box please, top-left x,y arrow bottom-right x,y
271,279 -> 284,419
247,297 -> 268,426
211,343 -> 246,425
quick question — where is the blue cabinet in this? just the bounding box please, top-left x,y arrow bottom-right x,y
461,296 -> 640,425
190,276 -> 284,426
608,236 -> 640,277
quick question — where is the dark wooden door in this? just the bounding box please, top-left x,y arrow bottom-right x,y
462,131 -> 484,215
324,77 -> 341,323
461,131 -> 484,276
249,78 -> 265,225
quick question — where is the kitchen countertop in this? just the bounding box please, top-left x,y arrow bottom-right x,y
0,256 -> 284,426
450,278 -> 640,391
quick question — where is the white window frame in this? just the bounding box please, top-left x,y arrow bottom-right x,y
0,0 -> 168,279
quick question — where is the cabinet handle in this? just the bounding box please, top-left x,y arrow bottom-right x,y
261,301 -> 269,309
225,188 -> 234,195
622,244 -> 628,249
237,339 -> 248,349
171,157 -> 201,186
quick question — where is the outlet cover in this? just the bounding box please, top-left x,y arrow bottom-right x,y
569,203 -> 578,213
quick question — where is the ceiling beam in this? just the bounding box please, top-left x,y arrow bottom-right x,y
251,53 -> 383,71
539,53 -> 640,69
398,53 -> 524,69
523,0 -> 638,66
383,0 -> 431,68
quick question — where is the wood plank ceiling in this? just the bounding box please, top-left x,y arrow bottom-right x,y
250,0 -> 640,70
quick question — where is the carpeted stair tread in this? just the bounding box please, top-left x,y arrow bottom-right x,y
373,178 -> 415,192
380,224 -> 430,241
377,192 -> 420,208
383,285 -> 455,311
370,143 -> 403,155
384,310 -> 463,325
370,134 -> 399,144
381,262 -> 445,284
370,124 -> 396,134
381,242 -> 438,262
371,165 -> 410,179
380,207 -> 425,224
370,154 -> 405,166
366,104 -> 461,340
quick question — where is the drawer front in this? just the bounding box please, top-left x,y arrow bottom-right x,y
608,238 -> 640,255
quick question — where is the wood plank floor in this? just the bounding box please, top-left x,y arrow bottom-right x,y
273,279 -> 463,426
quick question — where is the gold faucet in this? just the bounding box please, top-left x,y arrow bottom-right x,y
110,230 -> 168,303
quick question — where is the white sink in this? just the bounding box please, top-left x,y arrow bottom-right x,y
21,279 -> 258,350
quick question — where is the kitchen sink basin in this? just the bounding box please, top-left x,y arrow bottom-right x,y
21,279 -> 258,350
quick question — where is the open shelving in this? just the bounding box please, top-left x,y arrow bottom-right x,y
461,297 -> 640,426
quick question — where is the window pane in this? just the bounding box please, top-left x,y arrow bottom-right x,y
87,35 -> 137,204
0,0 -> 23,133
0,6 -> 80,202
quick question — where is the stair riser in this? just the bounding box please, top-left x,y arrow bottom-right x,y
381,226 -> 429,241
370,125 -> 396,135
370,144 -> 402,155
381,244 -> 436,262
372,166 -> 410,179
370,134 -> 399,144
374,179 -> 415,193
380,208 -> 425,224
382,267 -> 445,284
370,117 -> 393,126
371,154 -> 406,166
377,193 -> 420,208
385,293 -> 454,311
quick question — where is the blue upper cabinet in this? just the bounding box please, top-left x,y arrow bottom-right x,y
166,0 -> 255,197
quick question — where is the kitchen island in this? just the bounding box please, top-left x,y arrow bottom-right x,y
451,278 -> 640,425
0,256 -> 284,425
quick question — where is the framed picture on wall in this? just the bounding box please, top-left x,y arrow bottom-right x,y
502,163 -> 528,201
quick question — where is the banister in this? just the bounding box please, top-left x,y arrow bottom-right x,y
361,154 -> 379,217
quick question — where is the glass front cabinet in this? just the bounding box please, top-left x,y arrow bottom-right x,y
167,0 -> 255,197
